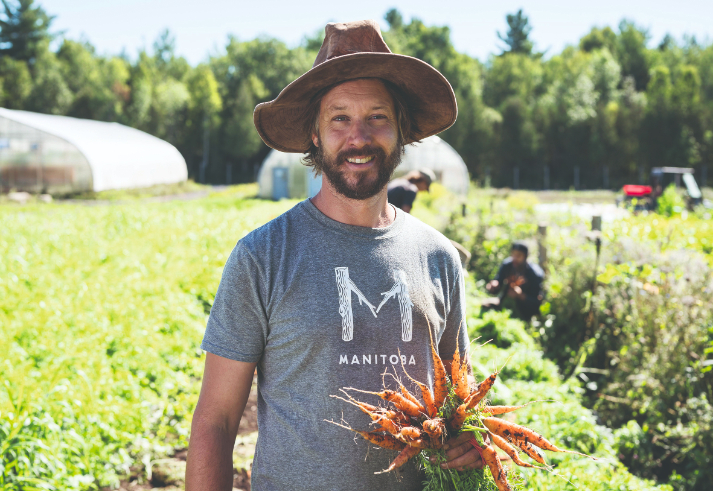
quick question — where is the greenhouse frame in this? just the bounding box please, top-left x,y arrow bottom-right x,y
257,135 -> 470,200
0,108 -> 187,194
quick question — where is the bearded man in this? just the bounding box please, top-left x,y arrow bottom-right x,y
186,20 -> 483,491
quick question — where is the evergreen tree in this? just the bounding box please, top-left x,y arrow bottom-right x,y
0,0 -> 55,63
497,9 -> 534,56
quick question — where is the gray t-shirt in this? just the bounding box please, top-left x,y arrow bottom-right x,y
202,199 -> 468,491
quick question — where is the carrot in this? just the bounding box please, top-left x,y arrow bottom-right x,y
489,432 -> 549,469
345,387 -> 424,418
426,317 -> 449,408
451,321 -> 470,401
400,385 -> 426,413
483,417 -> 596,459
511,439 -> 547,465
482,401 -> 551,415
464,370 -> 497,409
330,395 -> 403,434
398,426 -> 423,440
400,355 -> 437,418
448,404 -> 469,431
326,420 -> 406,451
422,418 -> 445,439
386,369 -> 426,414
480,443 -> 512,491
375,445 -> 420,474
397,437 -> 430,449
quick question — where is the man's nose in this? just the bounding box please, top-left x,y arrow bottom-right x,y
346,119 -> 372,147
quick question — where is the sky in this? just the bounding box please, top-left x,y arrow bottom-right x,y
40,0 -> 713,63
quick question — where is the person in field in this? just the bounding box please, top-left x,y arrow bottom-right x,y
387,168 -> 436,213
484,242 -> 544,320
185,20 -> 481,491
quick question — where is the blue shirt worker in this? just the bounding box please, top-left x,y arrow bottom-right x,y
387,169 -> 436,213
485,242 -> 544,320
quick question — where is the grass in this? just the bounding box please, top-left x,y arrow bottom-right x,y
1,185 -> 295,489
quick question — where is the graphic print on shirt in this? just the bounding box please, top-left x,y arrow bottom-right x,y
335,267 -> 377,341
377,269 -> 414,341
334,267 -> 414,342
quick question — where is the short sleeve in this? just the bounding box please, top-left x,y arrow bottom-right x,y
201,241 -> 268,363
438,267 -> 469,361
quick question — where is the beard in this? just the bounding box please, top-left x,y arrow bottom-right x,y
313,136 -> 402,200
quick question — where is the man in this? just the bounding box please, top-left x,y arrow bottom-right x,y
186,20 -> 481,491
388,168 -> 436,212
485,242 -> 544,320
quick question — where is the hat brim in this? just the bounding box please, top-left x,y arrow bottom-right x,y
253,52 -> 458,153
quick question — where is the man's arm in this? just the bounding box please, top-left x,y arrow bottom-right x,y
185,353 -> 257,491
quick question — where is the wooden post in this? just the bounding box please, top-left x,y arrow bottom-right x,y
461,203 -> 467,217
591,215 -> 602,232
537,224 -> 547,270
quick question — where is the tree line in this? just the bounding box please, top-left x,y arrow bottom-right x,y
1,1 -> 712,189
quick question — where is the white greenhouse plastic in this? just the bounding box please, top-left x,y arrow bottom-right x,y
258,135 -> 469,200
0,108 -> 187,193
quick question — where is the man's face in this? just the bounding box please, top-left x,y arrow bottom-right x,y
511,250 -> 527,268
311,79 -> 401,200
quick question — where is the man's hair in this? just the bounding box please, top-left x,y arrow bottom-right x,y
301,78 -> 419,174
511,242 -> 529,257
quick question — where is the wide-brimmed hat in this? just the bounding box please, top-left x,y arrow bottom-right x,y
253,20 -> 458,153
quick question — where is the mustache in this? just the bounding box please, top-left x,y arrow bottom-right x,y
334,146 -> 388,165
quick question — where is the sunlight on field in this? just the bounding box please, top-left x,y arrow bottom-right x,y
0,186 -> 295,488
2,185 -> 710,490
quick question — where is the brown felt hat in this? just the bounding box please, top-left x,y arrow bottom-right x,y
253,20 -> 458,153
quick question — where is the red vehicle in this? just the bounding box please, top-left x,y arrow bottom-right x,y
620,167 -> 704,211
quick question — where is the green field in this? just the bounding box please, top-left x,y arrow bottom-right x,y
2,184 -> 710,490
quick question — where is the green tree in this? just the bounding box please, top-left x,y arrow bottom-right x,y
0,56 -> 30,107
497,9 -> 534,56
0,0 -> 54,63
616,20 -> 652,91
26,47 -> 72,114
580,26 -> 617,53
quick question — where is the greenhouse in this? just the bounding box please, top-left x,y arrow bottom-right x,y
0,108 -> 187,194
257,135 -> 470,200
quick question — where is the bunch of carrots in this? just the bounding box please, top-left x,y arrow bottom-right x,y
329,325 -> 595,490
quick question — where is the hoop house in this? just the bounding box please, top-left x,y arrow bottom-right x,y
257,135 -> 470,200
0,108 -> 187,194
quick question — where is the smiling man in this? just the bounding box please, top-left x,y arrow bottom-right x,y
186,20 -> 481,491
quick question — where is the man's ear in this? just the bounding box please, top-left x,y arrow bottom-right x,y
312,133 -> 319,147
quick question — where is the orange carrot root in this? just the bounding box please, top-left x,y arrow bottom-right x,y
426,317 -> 449,408
400,355 -> 437,418
344,387 -> 424,418
512,439 -> 547,465
483,417 -> 597,460
448,404 -> 469,431
482,400 -> 552,415
489,432 -> 549,469
464,370 -> 498,409
375,445 -> 420,474
325,420 -> 406,451
451,320 -> 470,401
481,444 -> 512,491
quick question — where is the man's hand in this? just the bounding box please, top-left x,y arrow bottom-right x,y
485,280 -> 499,293
429,432 -> 488,471
506,285 -> 525,300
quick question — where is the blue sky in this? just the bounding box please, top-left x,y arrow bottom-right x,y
41,0 -> 713,63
